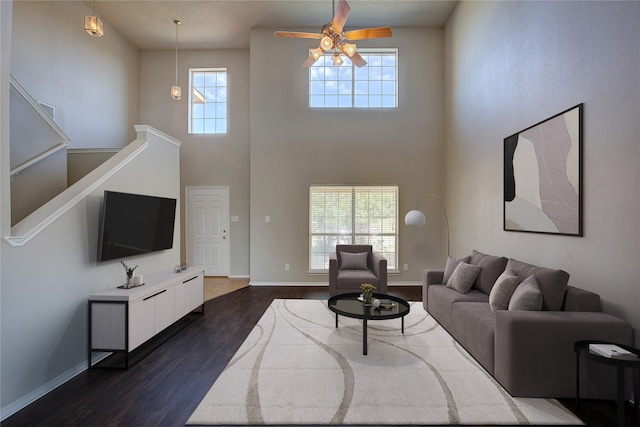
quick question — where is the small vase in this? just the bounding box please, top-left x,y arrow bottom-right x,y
126,275 -> 133,287
362,292 -> 372,306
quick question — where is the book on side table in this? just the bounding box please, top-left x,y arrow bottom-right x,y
589,343 -> 638,360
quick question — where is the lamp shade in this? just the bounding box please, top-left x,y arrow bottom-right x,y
320,35 -> 334,50
405,209 -> 426,227
171,85 -> 181,100
84,15 -> 104,37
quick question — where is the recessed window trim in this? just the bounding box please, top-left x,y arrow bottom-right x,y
309,185 -> 399,273
188,67 -> 228,134
309,48 -> 398,109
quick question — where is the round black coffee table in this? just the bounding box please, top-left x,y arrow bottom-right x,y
328,292 -> 410,355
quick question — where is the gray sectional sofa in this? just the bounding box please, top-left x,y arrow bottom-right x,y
423,250 -> 634,398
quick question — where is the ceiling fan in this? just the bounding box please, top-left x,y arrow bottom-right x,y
274,0 -> 392,68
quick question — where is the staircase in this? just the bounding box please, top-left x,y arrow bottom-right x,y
9,75 -> 69,225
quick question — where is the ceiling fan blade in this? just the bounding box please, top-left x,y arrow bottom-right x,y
274,31 -> 322,39
350,51 -> 367,68
302,55 -> 318,68
344,27 -> 393,40
331,0 -> 351,33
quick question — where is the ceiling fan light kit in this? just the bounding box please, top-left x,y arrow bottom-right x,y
274,0 -> 392,68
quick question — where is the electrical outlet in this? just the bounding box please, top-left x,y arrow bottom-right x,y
285,264 -> 290,271
404,264 -> 409,271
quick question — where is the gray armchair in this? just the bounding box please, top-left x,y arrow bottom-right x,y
329,244 -> 387,296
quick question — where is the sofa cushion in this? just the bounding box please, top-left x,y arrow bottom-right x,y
505,258 -> 569,311
336,270 -> 379,289
443,255 -> 471,286
451,302 -> 496,374
427,285 -> 488,332
489,269 -> 520,312
508,275 -> 543,311
446,262 -> 481,294
469,250 -> 508,295
340,252 -> 368,270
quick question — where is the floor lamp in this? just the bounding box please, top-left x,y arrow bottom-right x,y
404,193 -> 450,257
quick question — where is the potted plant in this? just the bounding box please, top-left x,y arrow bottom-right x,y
360,283 -> 376,306
121,261 -> 138,287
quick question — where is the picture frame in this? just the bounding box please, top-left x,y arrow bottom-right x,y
504,104 -> 583,236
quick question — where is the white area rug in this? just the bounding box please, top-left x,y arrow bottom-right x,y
187,299 -> 583,425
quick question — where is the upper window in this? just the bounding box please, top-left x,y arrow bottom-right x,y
309,185 -> 398,271
309,49 -> 398,108
189,68 -> 227,134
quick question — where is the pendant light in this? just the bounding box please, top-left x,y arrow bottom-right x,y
84,0 -> 104,37
171,19 -> 182,100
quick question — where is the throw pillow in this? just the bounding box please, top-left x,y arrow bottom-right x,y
446,262 -> 481,294
489,269 -> 520,312
443,255 -> 471,286
508,275 -> 543,311
469,250 -> 509,295
505,258 -> 569,311
340,252 -> 368,270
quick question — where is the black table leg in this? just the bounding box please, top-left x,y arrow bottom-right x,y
363,318 -> 368,355
635,367 -> 640,422
335,313 -> 338,328
617,365 -> 625,427
401,316 -> 404,334
576,352 -> 580,410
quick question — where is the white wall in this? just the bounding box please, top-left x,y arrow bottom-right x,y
444,1 -> 640,339
139,49 -> 250,277
249,28 -> 446,283
10,1 -> 139,149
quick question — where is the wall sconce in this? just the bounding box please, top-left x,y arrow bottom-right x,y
405,193 -> 450,256
171,19 -> 181,100
84,1 -> 104,37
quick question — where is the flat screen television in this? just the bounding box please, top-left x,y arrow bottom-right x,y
98,191 -> 177,262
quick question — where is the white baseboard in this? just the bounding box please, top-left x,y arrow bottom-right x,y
249,282 -> 422,287
0,352 -> 109,422
228,275 -> 250,279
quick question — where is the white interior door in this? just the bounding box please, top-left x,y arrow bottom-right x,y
186,187 -> 229,276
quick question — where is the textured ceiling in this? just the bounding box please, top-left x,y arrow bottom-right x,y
81,0 -> 458,50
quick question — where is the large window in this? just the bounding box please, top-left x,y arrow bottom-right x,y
309,49 -> 398,108
309,185 -> 398,271
189,68 -> 227,134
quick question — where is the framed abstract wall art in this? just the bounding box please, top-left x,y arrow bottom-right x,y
504,104 -> 583,236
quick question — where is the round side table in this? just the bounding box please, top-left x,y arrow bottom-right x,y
574,340 -> 640,427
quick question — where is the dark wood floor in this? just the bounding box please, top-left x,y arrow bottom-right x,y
3,286 -> 637,426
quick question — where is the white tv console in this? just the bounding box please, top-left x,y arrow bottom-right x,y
88,267 -> 204,369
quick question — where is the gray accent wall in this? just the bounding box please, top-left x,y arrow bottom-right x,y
444,1 -> 640,342
249,28 -> 446,283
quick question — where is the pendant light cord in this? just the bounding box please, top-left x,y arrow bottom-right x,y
174,20 -> 181,86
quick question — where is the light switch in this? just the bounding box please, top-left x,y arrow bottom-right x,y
231,216 -> 239,222
265,216 -> 270,222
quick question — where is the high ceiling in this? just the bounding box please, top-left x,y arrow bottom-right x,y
79,0 -> 458,50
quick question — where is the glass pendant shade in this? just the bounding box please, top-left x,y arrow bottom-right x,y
320,35 -> 334,50
340,42 -> 356,57
332,52 -> 343,66
84,15 -> 104,37
311,47 -> 324,60
171,85 -> 181,100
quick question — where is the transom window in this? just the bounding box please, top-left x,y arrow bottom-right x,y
309,49 -> 398,108
189,68 -> 227,134
309,185 -> 398,271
